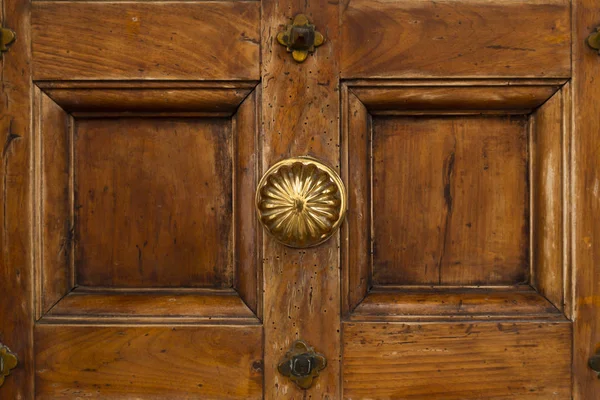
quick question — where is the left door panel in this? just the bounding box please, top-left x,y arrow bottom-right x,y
29,2 -> 262,398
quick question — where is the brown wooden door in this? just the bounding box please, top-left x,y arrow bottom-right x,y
1,0 -> 600,398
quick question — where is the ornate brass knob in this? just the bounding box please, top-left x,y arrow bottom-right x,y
255,157 -> 346,248
278,340 -> 326,389
0,343 -> 17,387
589,350 -> 600,378
277,14 -> 324,62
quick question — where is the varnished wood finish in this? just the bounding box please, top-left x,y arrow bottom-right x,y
0,0 -> 34,395
350,287 -> 563,322
75,117 -> 233,288
351,85 -> 562,114
341,90 -> 370,314
233,89 -> 262,315
40,84 -> 255,115
261,0 -> 341,396
4,0 -> 597,396
32,2 -> 260,81
34,89 -> 72,315
25,0 -> 264,395
343,322 -> 572,399
372,116 -> 529,285
531,87 -> 570,314
35,325 -> 263,399
341,0 -> 571,79
341,76 -> 575,396
45,289 -> 258,324
572,1 -> 600,398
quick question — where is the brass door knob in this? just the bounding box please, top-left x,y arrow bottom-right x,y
255,157 -> 346,248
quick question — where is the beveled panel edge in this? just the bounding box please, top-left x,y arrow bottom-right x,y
348,80 -> 566,114
340,80 -> 572,321
33,84 -> 263,322
34,81 -> 259,116
232,87 -> 263,318
347,286 -> 567,322
529,84 -> 573,319
38,287 -> 260,325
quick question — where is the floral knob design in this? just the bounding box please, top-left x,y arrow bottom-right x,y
255,157 -> 346,248
278,340 -> 327,389
0,343 -> 17,387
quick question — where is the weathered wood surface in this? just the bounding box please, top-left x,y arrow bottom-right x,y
372,116 -> 529,285
0,0 -> 34,396
572,1 -> 600,398
350,288 -> 563,321
32,2 -> 260,80
341,0 -> 571,78
341,90 -> 370,314
530,86 -> 570,314
261,0 -> 341,397
45,289 -> 257,323
352,85 -> 562,113
35,325 -> 263,399
343,322 -> 572,399
35,90 -> 72,316
75,118 -> 234,288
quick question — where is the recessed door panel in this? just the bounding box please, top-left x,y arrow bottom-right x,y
372,116 -> 529,286
75,118 -> 233,288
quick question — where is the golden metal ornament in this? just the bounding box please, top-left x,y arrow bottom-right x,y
0,27 -> 16,55
0,343 -> 18,387
278,340 -> 327,390
277,14 -> 324,62
588,26 -> 600,53
256,157 -> 346,248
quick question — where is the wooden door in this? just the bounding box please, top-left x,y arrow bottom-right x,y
1,0 -> 600,398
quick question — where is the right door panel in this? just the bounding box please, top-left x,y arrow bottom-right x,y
341,0 -> 573,397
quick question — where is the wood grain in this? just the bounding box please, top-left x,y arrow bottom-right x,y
341,0 -> 571,78
350,287 -> 563,322
32,2 -> 260,81
372,116 -> 529,285
233,89 -> 261,316
35,90 -> 73,316
531,88 -> 566,312
35,325 -> 263,399
343,321 -> 572,399
45,288 -> 257,323
352,85 -> 562,114
342,90 -> 371,314
75,118 -> 233,288
261,0 -> 341,397
572,0 -> 600,398
41,86 -> 255,115
0,0 -> 34,395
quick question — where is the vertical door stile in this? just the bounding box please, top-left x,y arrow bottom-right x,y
0,0 -> 33,395
573,0 -> 600,398
261,0 -> 342,397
